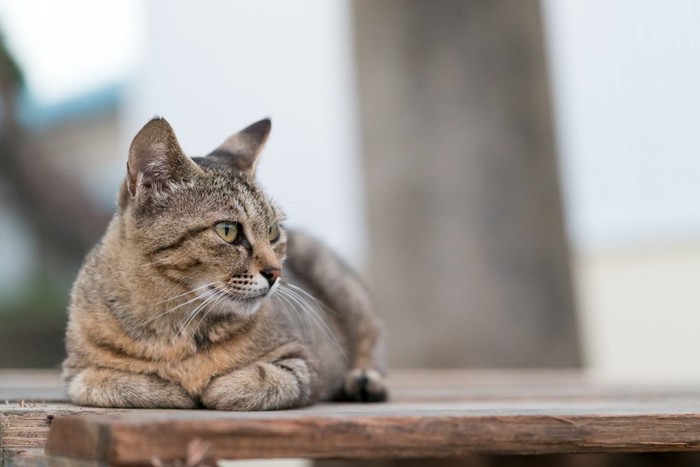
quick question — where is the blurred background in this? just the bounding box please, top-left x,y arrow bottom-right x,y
0,0 -> 699,387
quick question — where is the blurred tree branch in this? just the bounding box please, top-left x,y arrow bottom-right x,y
0,32 -> 110,264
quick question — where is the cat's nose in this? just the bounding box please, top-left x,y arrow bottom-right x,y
260,267 -> 281,287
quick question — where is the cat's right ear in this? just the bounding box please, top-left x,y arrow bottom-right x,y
127,117 -> 201,197
206,118 -> 271,176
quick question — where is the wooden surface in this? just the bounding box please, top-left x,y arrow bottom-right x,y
3,370 -> 700,465
0,370 -> 121,464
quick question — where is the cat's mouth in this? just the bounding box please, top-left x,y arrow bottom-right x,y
207,286 -> 265,304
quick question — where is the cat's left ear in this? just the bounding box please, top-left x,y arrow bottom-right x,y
127,117 -> 202,197
206,119 -> 271,176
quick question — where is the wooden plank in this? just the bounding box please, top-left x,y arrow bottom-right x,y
44,406 -> 700,464
0,405 -> 126,465
0,372 -> 119,463
36,370 -> 700,464
4,370 -> 700,464
0,370 -> 65,402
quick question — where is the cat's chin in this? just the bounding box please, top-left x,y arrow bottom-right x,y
211,295 -> 264,319
199,285 -> 265,318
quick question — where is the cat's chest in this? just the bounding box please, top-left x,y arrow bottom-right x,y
155,331 -> 261,394
84,303 -> 289,395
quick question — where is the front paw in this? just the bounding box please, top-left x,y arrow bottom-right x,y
68,368 -> 197,409
342,368 -> 388,402
202,358 -> 312,411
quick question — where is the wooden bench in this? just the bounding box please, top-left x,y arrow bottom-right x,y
2,369 -> 700,465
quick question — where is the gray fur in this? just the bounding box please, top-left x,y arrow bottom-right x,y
63,117 -> 387,410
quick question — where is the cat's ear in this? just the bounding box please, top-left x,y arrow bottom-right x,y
206,118 -> 271,176
127,117 -> 201,196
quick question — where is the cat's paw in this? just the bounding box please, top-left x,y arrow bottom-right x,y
202,358 -> 312,411
68,368 -> 197,408
342,368 -> 388,402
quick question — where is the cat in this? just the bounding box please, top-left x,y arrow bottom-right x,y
62,117 -> 387,410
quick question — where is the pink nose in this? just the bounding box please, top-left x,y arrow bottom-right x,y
260,267 -> 280,286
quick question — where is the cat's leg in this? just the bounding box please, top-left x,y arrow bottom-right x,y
340,312 -> 389,402
201,358 -> 312,411
67,367 -> 196,408
285,231 -> 389,402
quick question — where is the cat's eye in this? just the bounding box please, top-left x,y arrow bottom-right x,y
215,222 -> 238,243
268,221 -> 280,242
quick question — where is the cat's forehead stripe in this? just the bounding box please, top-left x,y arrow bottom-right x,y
192,159 -> 277,226
213,176 -> 275,225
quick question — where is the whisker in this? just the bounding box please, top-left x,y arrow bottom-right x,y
284,287 -> 340,337
177,292 -> 218,336
278,287 -> 342,354
277,285 -> 346,359
154,283 -> 216,306
176,305 -> 201,336
283,292 -> 318,347
143,285 -> 217,325
282,282 -> 340,316
144,295 -> 203,325
190,292 -> 227,337
275,293 -> 312,344
190,302 -> 216,337
158,281 -> 189,304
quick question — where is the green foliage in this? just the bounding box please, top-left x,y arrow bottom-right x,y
0,274 -> 68,368
0,31 -> 24,89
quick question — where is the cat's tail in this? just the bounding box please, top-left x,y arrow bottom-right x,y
284,230 -> 388,402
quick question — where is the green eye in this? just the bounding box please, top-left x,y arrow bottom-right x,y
215,222 -> 238,243
268,221 -> 280,242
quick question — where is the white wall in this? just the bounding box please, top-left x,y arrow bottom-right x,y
123,0 -> 366,269
0,0 -> 143,105
543,0 -> 700,379
543,0 -> 700,251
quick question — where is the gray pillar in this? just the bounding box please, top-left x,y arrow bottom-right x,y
354,0 -> 579,368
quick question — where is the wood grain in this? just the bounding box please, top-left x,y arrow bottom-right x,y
5,370 -> 700,464
47,409 -> 700,461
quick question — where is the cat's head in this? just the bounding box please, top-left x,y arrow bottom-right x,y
118,117 -> 285,317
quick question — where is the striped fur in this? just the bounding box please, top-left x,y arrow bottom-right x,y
63,118 -> 387,410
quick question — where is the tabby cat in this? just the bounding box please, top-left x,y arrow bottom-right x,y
62,118 -> 387,410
